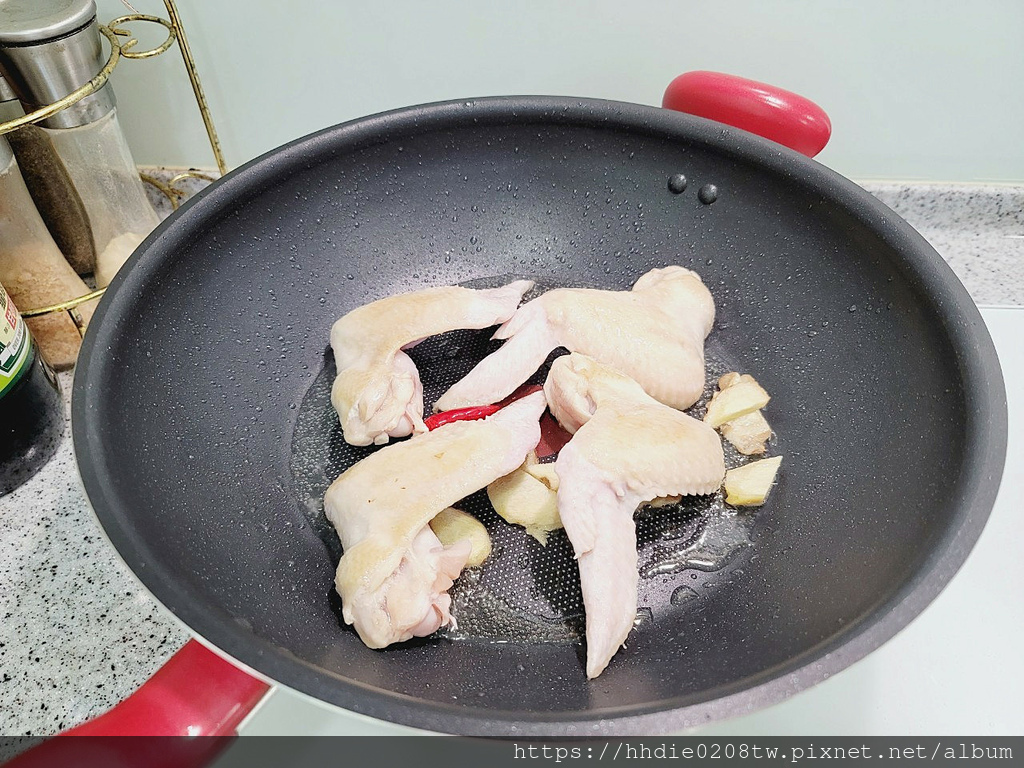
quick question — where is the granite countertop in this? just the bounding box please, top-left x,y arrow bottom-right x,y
1,178 -> 1022,736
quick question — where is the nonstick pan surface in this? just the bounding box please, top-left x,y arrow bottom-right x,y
73,97 -> 1006,735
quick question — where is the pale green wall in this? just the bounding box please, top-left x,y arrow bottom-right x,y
96,0 -> 1024,181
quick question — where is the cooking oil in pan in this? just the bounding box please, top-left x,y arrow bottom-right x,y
289,277 -> 774,644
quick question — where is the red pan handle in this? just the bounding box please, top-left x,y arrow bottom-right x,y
662,70 -> 831,157
6,640 -> 270,768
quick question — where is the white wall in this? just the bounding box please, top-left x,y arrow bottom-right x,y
96,0 -> 1024,181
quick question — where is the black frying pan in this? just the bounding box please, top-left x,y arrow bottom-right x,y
72,96 -> 1006,736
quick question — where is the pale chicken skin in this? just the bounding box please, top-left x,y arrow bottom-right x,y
435,267 -> 713,413
545,354 -> 725,678
331,280 -> 533,446
325,391 -> 546,649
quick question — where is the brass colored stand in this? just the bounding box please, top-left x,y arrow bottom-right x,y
0,0 -> 225,326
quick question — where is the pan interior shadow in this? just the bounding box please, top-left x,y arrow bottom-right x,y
287,275 -> 775,650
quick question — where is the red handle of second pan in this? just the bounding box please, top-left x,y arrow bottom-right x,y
662,71 -> 831,157
6,640 -> 270,768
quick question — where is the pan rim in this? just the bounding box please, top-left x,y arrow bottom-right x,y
72,94 -> 1008,736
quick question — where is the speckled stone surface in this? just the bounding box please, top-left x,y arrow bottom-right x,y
863,182 -> 1024,306
0,168 -> 209,737
0,375 -> 188,736
0,177 -> 1021,736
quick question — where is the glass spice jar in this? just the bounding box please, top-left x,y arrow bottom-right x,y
0,0 -> 160,288
0,72 -> 98,277
0,132 -> 98,369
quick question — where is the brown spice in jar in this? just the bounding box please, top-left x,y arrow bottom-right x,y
6,125 -> 97,275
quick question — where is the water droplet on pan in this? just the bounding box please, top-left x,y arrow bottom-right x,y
698,184 -> 719,204
670,586 -> 699,606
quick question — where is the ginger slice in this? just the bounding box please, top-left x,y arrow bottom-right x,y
524,460 -> 559,490
429,507 -> 492,567
488,452 -> 562,545
703,373 -> 771,428
721,410 -> 772,455
724,456 -> 783,506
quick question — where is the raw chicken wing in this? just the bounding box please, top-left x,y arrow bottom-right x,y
331,280 -> 533,446
545,354 -> 725,678
325,391 -> 546,648
435,267 -> 713,413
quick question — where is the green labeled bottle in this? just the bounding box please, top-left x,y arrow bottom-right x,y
1,281 -> 64,496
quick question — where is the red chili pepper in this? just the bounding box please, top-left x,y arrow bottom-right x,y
423,405 -> 502,430
424,384 -> 545,430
